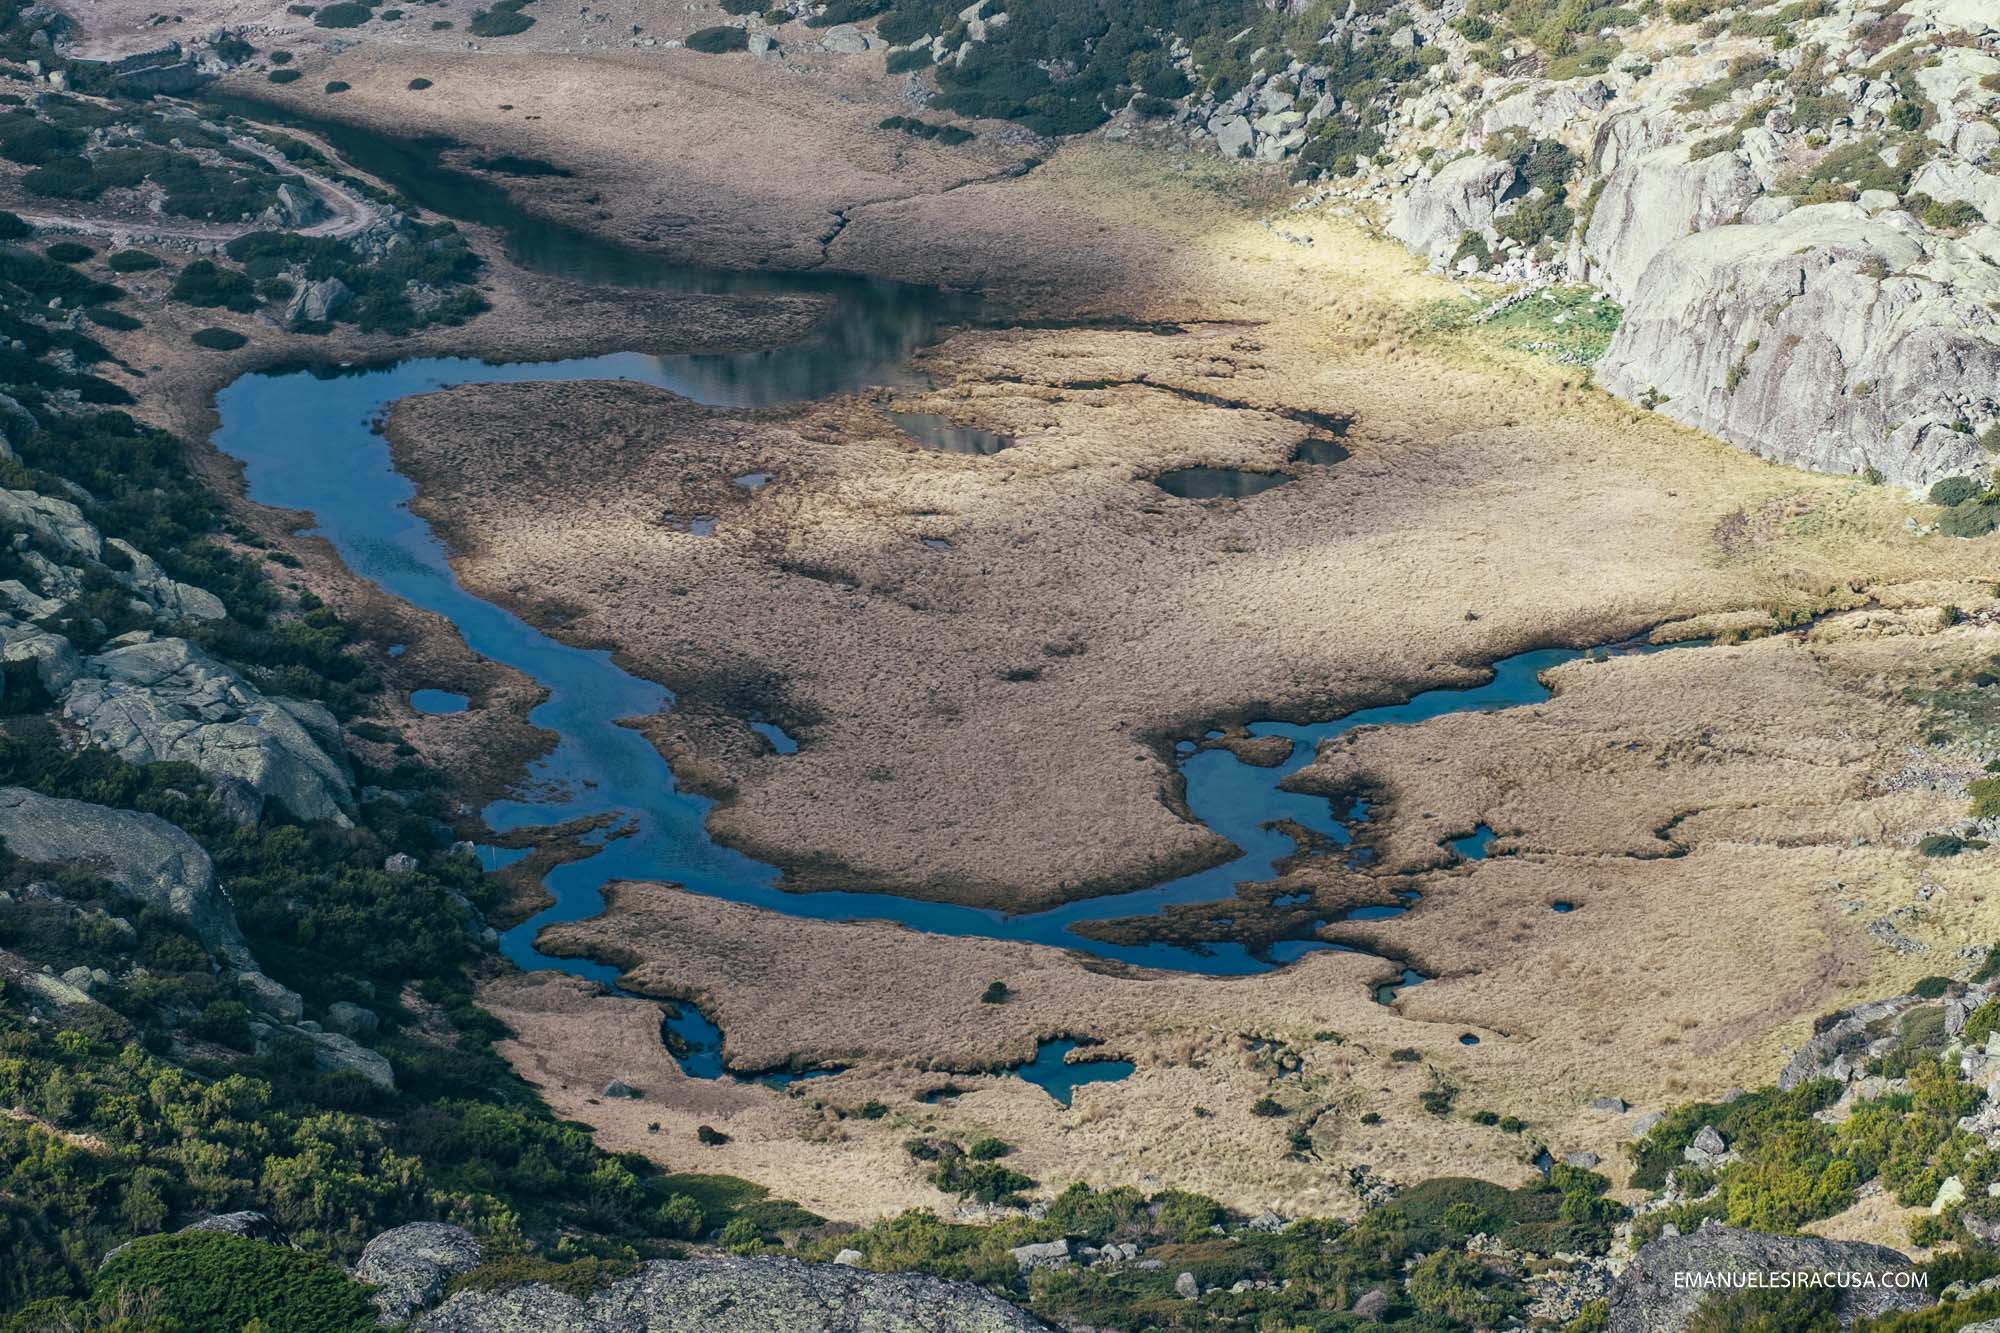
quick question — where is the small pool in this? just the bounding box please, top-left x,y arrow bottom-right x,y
1153,466 -> 1293,500
733,471 -> 771,490
749,719 -> 799,755
1014,1038 -> 1135,1107
1290,438 -> 1351,466
1552,901 -> 1577,914
410,688 -> 469,714
1448,824 -> 1496,860
890,410 -> 1012,455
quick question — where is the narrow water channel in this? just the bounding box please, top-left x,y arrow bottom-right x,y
205,100 -> 1669,1077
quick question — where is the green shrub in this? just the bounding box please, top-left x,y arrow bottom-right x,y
886,46 -> 934,73
1929,475 -> 1980,507
190,327 -> 249,351
806,0 -> 888,25
43,241 -> 93,264
325,80 -> 351,92
980,980 -> 1010,1004
172,259 -> 258,312
85,307 -> 141,331
269,68 -> 303,83
1974,776 -> 2000,818
408,77 -> 434,89
687,24 -> 749,52
1910,977 -> 1951,1000
469,0 -> 536,36
1915,833 -> 1966,857
105,249 -> 162,272
93,1232 -> 379,1332
1964,998 -> 2000,1047
1407,1249 -> 1500,1325
968,1136 -> 1010,1159
1940,499 -> 2000,539
1250,1095 -> 1285,1117
313,1 -> 373,25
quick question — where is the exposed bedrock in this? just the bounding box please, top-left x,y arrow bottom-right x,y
60,633 -> 354,825
1595,205 -> 2000,489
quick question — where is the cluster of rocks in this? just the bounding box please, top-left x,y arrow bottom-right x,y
0,486 -> 225,625
59,632 -> 354,825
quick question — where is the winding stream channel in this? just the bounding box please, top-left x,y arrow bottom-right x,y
207,102 -> 1656,1078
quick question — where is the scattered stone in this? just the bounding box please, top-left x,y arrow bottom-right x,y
1009,1238 -> 1069,1271
1175,1271 -> 1199,1300
602,1078 -> 641,1098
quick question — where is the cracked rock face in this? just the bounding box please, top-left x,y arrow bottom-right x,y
1386,153 -> 1516,263
0,786 -> 254,969
62,634 -> 353,824
411,1255 -> 1052,1332
1609,1224 -> 1931,1331
1596,205 -> 2000,490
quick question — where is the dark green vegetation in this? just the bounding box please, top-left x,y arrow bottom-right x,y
80,1233 -> 381,1333
314,2 -> 374,27
688,25 -> 752,53
880,114 -> 975,146
190,326 -> 249,350
469,0 -> 537,37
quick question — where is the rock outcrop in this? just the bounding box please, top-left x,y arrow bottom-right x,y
1386,153 -> 1516,263
355,1223 -> 483,1324
62,633 -> 353,824
0,488 -> 224,622
1608,1223 -> 1931,1331
411,1255 -> 1052,1332
1595,206 -> 2000,489
0,786 -> 254,969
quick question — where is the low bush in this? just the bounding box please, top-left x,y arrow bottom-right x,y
1929,475 -> 1980,507
190,327 -> 248,350
42,241 -> 92,264
269,68 -> 303,83
687,24 -> 749,52
105,249 -> 161,272
313,1 -> 373,26
92,1232 -> 379,1332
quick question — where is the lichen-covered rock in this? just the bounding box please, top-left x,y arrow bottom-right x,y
412,1254 -> 1052,1332
62,634 -> 353,823
0,786 -> 254,968
1609,1223 -> 1931,1331
354,1223 -> 482,1323
1386,153 -> 1516,264
1596,205 -> 2000,489
0,615 -> 81,693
